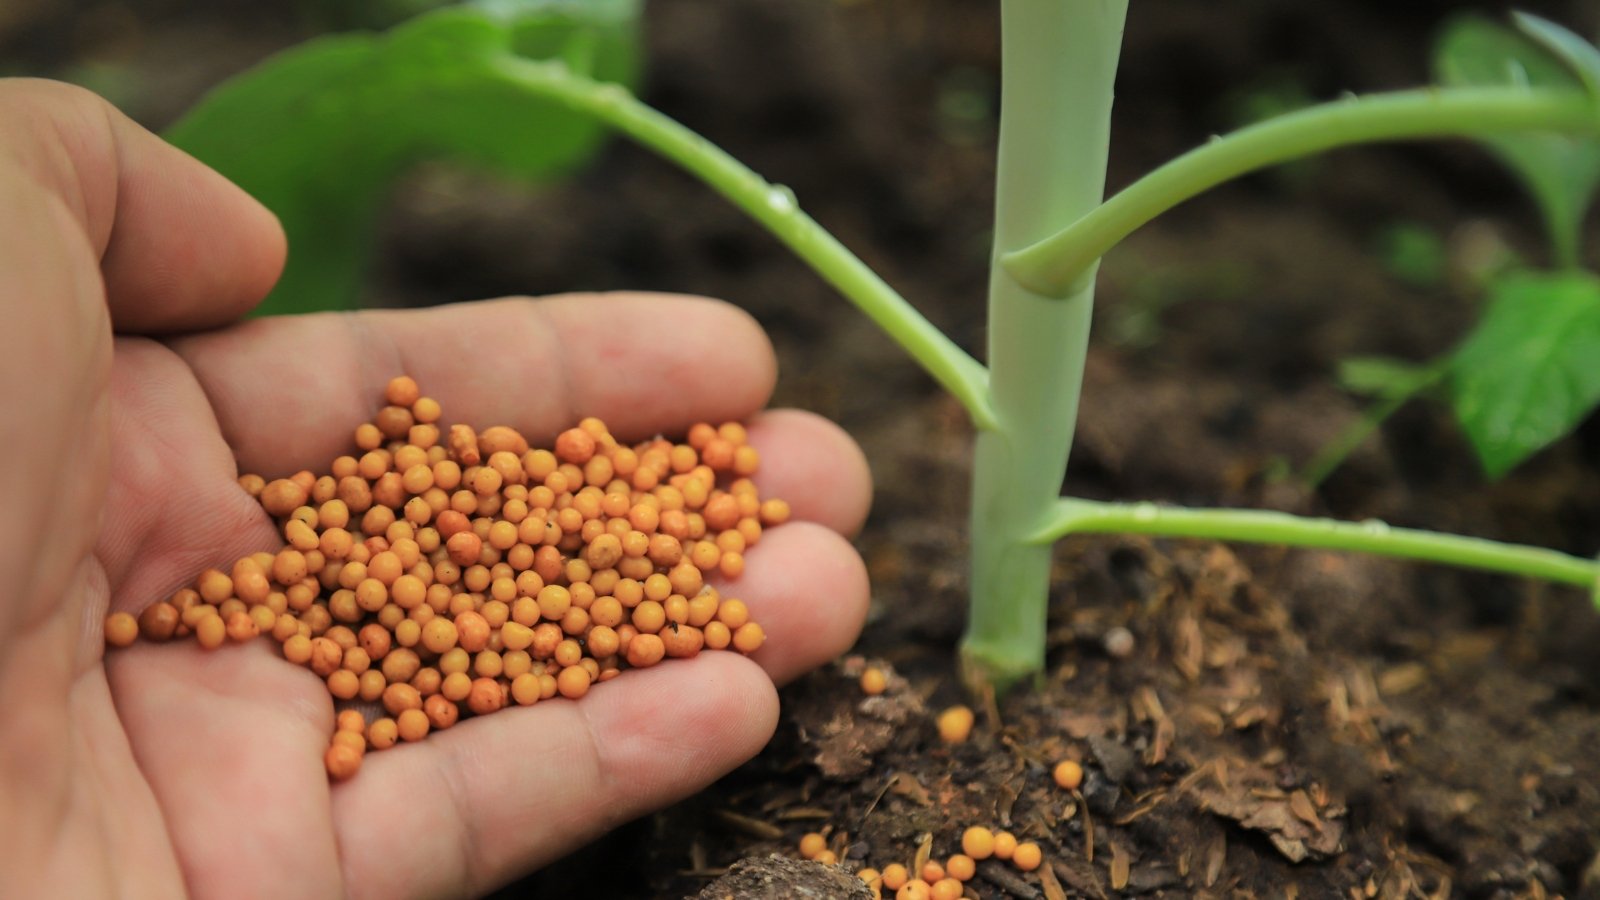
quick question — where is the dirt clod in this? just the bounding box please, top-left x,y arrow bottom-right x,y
691,855 -> 873,900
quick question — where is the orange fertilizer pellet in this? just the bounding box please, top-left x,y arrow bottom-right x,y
104,377 -> 775,781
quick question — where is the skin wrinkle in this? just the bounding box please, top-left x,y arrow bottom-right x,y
70,673 -> 175,899
346,311 -> 410,437
62,730 -> 111,899
462,709 -> 562,891
161,330 -> 252,472
3,192 -> 107,643
332,734 -> 480,900
97,348 -> 177,595
6,636 -> 73,826
72,557 -> 113,677
13,87 -> 101,238
91,91 -> 122,256
108,642 -> 344,900
442,722 -> 521,898
97,339 -> 278,615
540,301 -> 581,439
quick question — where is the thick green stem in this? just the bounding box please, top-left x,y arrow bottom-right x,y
960,0 -> 1128,692
489,57 -> 997,429
1035,498 -> 1600,597
1004,88 -> 1600,296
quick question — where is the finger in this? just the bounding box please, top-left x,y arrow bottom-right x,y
714,522 -> 871,685
331,652 -> 778,900
167,293 -> 779,477
106,642 -> 343,900
0,78 -> 285,332
744,409 -> 872,537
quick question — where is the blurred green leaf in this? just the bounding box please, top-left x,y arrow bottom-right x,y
1512,12 -> 1600,103
1433,15 -> 1600,268
165,0 -> 639,315
1448,269 -> 1600,478
1337,356 -> 1433,399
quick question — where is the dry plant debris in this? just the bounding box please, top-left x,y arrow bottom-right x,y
104,376 -> 783,781
1182,757 -> 1346,862
797,658 -> 927,779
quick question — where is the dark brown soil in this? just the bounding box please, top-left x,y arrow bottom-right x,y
10,1 -> 1600,897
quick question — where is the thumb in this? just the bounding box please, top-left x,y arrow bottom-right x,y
0,77 -> 286,333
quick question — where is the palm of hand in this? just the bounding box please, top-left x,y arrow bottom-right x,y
1,83 -> 870,900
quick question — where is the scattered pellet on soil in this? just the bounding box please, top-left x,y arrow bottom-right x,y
1012,841 -> 1042,872
960,826 -> 995,860
798,832 -> 827,860
859,666 -> 888,695
791,826 -> 1046,900
935,705 -> 974,743
894,879 -> 930,900
1053,759 -> 1084,791
103,376 -> 782,781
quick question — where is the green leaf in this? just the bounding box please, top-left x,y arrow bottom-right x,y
1512,12 -> 1600,104
164,0 -> 639,315
1433,15 -> 1600,268
1337,356 -> 1432,399
1448,269 -> 1600,478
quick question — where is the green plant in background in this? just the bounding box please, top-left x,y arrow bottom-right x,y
1372,222 -> 1448,289
178,2 -> 1600,692
166,0 -> 639,315
1308,15 -> 1600,485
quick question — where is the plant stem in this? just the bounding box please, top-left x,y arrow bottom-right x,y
489,57 -> 998,429
960,0 -> 1129,692
1034,498 -> 1600,595
1300,361 -> 1448,487
1004,88 -> 1600,296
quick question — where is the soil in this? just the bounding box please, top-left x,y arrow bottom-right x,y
9,1 -> 1600,897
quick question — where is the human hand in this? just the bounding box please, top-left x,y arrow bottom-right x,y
0,79 -> 872,899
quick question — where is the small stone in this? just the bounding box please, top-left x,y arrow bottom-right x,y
1103,626 -> 1135,658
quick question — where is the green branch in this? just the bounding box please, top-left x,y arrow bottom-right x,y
1033,498 -> 1600,596
490,57 -> 998,430
1300,361 -> 1448,487
1003,87 -> 1600,296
